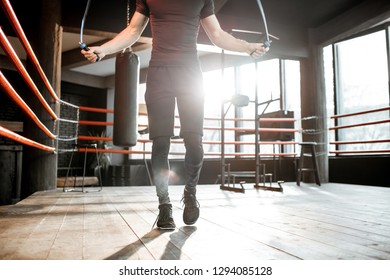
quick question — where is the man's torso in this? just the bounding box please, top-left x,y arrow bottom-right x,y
137,0 -> 214,66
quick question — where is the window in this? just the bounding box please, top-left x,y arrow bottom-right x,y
335,31 -> 388,114
283,59 -> 302,151
203,59 -> 301,158
325,29 -> 390,155
324,45 -> 336,153
256,59 -> 281,114
203,67 -> 235,157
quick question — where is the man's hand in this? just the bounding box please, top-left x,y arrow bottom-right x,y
248,43 -> 269,59
81,47 -> 105,63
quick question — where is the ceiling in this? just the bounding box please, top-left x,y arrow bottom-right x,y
1,0 -> 387,85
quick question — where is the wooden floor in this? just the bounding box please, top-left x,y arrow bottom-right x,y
0,182 -> 389,260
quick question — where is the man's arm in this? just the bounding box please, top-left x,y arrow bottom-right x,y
201,14 -> 268,59
82,11 -> 149,62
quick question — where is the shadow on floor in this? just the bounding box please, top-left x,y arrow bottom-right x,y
160,226 -> 197,260
105,226 -> 197,260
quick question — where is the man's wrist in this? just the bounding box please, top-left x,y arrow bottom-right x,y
245,42 -> 254,56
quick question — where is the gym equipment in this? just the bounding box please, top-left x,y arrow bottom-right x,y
113,51 -> 140,147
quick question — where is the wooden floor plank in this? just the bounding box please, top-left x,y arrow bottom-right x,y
0,183 -> 389,260
202,206 -> 365,260
216,204 -> 390,259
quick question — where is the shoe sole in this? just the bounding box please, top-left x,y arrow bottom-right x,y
157,225 -> 176,230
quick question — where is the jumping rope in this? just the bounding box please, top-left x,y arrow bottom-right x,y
255,0 -> 272,48
79,0 -> 101,62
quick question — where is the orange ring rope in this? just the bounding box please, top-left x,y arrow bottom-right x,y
1,0 -> 59,102
78,135 -> 112,142
203,126 -> 299,133
79,106 -> 114,114
0,125 -> 55,152
76,147 -> 296,157
78,120 -> 114,126
204,153 -> 296,157
204,116 -> 297,122
329,119 -> 390,130
76,106 -> 148,116
78,135 -> 298,146
330,139 -> 390,145
187,140 -> 298,145
330,150 -> 390,155
0,71 -> 56,139
0,27 -> 57,120
260,118 -> 295,122
76,121 -> 299,133
78,148 -> 149,155
331,107 -> 390,119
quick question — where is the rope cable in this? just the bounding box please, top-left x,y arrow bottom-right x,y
79,0 -> 101,61
255,0 -> 272,48
80,0 -> 91,45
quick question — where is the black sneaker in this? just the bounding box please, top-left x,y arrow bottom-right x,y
154,204 -> 176,230
182,191 -> 200,225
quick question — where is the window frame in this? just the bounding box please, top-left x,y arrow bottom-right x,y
327,23 -> 390,156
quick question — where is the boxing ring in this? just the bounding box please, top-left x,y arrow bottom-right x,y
330,107 -> 390,155
1,0 -> 390,197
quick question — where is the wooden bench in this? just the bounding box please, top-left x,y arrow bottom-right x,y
57,143 -> 103,193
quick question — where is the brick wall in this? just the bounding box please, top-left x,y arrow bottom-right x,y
0,70 -> 25,145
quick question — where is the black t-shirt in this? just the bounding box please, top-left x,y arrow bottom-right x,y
136,0 -> 215,66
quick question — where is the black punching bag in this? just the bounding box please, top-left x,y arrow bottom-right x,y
113,51 -> 139,147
